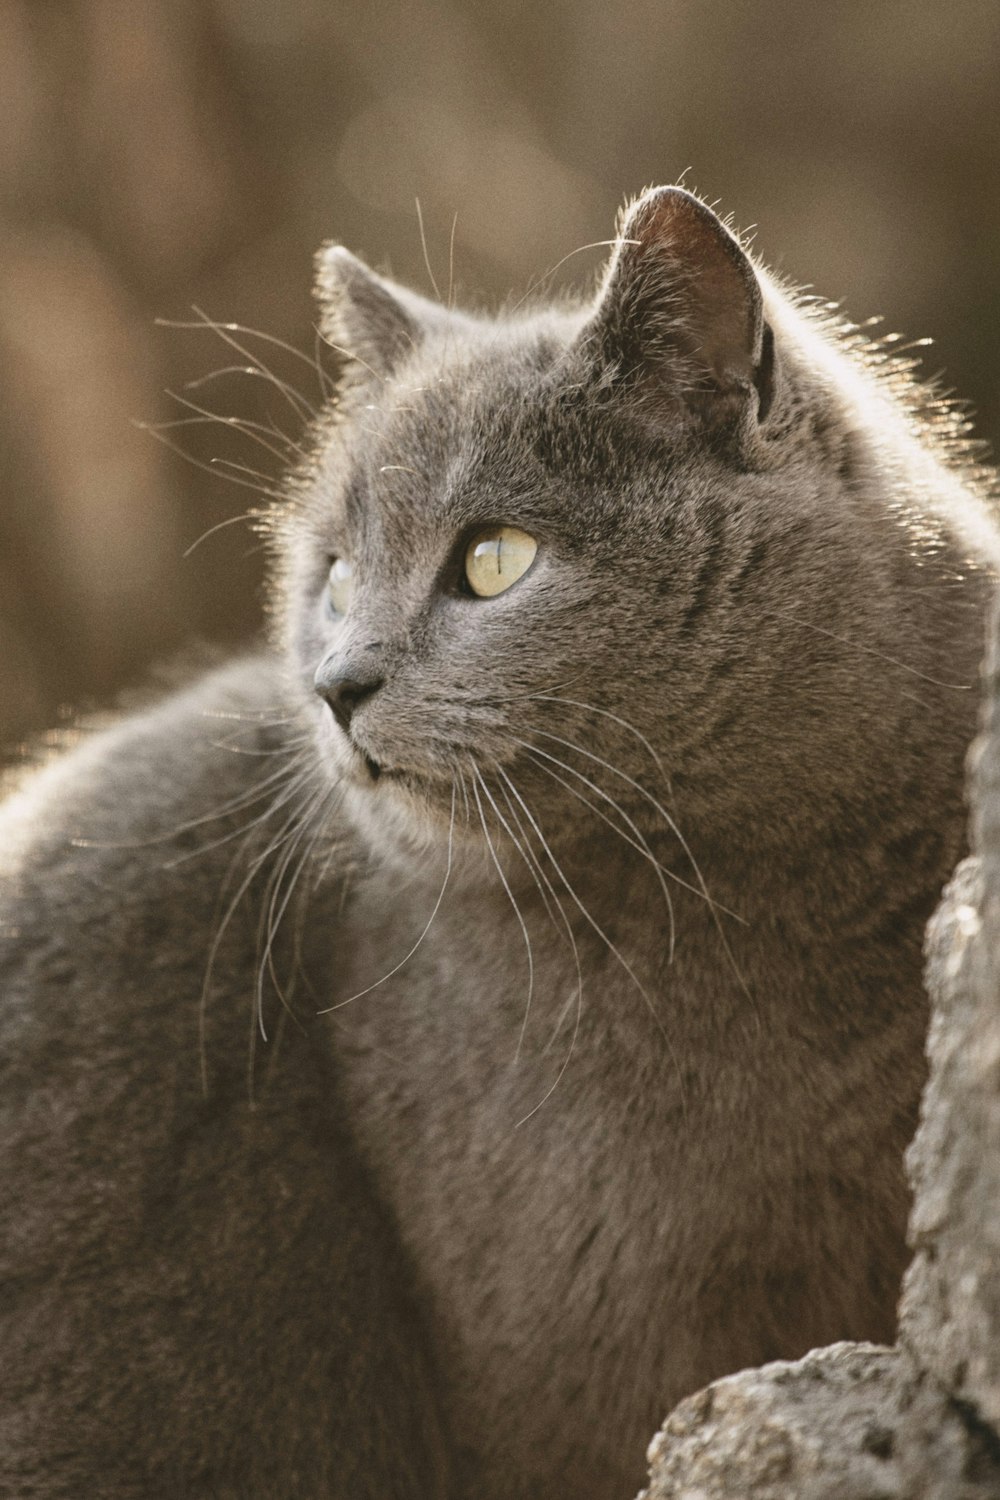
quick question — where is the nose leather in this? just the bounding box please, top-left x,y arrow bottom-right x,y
314,657 -> 385,734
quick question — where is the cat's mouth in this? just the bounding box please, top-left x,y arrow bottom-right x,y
327,719 -> 446,801
350,747 -> 450,806
342,742 -> 386,785
347,741 -> 415,790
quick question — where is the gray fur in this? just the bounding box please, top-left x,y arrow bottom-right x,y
1,186 -> 997,1498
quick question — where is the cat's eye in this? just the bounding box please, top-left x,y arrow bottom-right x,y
464,526 -> 538,598
327,557 -> 353,615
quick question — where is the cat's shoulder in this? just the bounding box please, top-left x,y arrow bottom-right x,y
0,651 -> 361,1110
1,652 -> 300,872
0,653 -> 351,1045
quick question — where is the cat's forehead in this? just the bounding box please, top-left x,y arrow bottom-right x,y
338,330 -> 661,542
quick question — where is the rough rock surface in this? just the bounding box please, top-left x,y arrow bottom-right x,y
639,603 -> 1000,1499
899,613 -> 1000,1434
639,1343 -> 908,1499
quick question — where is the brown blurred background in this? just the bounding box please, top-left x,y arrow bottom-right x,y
1,0 -> 998,752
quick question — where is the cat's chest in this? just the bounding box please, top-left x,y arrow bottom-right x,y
308,862 -> 912,1495
319,863 -> 756,1268
319,876 -> 729,1492
323,868 -> 684,1184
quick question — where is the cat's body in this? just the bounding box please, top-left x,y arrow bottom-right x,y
1,188 -> 997,1499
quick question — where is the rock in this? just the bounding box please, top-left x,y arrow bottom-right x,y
639,1343 -> 908,1499
899,601 -> 1000,1434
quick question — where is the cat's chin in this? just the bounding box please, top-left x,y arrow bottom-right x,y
340,774 -> 456,866
314,718 -> 448,802
313,732 -> 457,856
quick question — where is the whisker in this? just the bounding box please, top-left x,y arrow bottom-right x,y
472,767 -> 535,1063
494,769 -> 584,1124
174,753 -> 307,825
182,511 -> 260,558
201,708 -> 302,727
501,771 -> 671,1044
504,239 -> 622,321
209,458 -> 285,496
484,766 -> 587,1076
274,786 -> 338,955
183,365 -> 316,446
415,197 -> 443,303
525,726 -> 757,1024
150,409 -> 301,460
500,768 -> 683,1120
256,785 -> 332,1040
317,784 -> 456,1013
491,768 -> 562,933
163,388 -> 297,464
457,770 -> 472,825
312,323 -> 337,401
521,746 -> 677,963
160,309 -> 317,423
163,764 -> 315,870
515,736 -> 734,921
159,315 -> 336,388
199,776 -> 321,1096
255,803 -> 308,1039
540,990 -> 578,1059
134,420 -> 280,497
70,754 -> 304,851
183,363 -> 261,392
447,210 -> 458,315
760,607 -> 973,690
205,732 -> 312,758
317,333 -> 388,388
473,672 -> 587,705
527,694 -> 670,788
526,727 -> 745,922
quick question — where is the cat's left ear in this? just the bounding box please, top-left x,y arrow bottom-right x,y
315,245 -> 455,386
584,187 -> 776,447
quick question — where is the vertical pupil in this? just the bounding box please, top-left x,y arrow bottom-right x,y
464,526 -> 536,597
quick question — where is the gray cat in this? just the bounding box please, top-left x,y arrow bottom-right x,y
1,186 -> 997,1499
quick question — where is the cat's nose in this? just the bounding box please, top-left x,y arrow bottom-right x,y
314,659 -> 385,734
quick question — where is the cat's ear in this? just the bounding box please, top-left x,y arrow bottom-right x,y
584,187 -> 775,442
315,245 -> 449,384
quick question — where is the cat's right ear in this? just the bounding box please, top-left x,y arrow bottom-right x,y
315,246 -> 447,386
582,187 -> 777,451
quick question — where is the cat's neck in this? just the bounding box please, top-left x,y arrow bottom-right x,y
326,803 -> 935,1063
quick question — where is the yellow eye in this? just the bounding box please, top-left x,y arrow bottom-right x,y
464,526 -> 538,598
327,557 -> 353,615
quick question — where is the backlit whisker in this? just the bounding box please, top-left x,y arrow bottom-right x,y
199,775 -> 323,1097
520,745 -> 677,963
471,767 -> 535,1061
184,306 -> 316,424
525,726 -> 756,1020
316,784 -> 456,1013
527,693 -> 670,789
500,767 -> 686,1121
493,767 -> 584,1124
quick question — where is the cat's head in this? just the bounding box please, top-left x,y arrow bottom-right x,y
273,187 -> 985,869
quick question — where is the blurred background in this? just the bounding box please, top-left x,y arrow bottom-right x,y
1,0 -> 998,751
